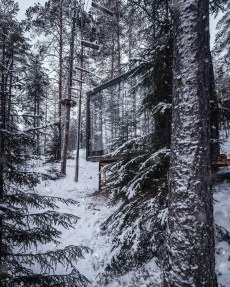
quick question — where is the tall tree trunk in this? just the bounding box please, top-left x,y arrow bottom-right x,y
37,91 -> 40,155
111,36 -> 115,79
33,87 -> 37,151
115,1 -> 121,76
0,35 -> 6,286
7,56 -> 13,131
74,45 -> 83,182
57,0 -> 63,161
61,0 -> 77,175
164,0 -> 216,286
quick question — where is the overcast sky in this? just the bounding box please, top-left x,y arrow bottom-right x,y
16,0 -> 47,20
16,0 -> 219,49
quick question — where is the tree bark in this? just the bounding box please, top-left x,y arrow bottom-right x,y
60,0 -> 77,175
74,45 -> 83,182
115,0 -> 122,76
164,0 -> 216,286
57,0 -> 63,161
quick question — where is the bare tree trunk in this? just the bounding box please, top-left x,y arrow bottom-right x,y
33,79 -> 37,153
0,35 -> 6,286
115,1 -> 121,76
7,55 -> 13,131
44,94 -> 48,155
164,0 -> 216,286
127,6 -> 133,61
37,90 -> 40,155
74,45 -> 83,182
111,36 -> 115,79
61,0 -> 77,175
57,0 -> 63,160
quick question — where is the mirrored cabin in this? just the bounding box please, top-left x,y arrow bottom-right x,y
86,70 -> 154,161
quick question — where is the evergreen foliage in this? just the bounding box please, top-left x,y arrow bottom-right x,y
101,0 -> 173,195
213,1 -> 230,64
98,135 -> 169,283
0,1 -> 91,285
22,55 -> 49,155
102,136 -> 170,202
98,0 -> 230,283
98,191 -> 167,285
96,1 -> 226,281
0,126 -> 91,287
95,1 -> 173,282
44,127 -> 61,163
209,0 -> 229,15
1,0 -> 227,285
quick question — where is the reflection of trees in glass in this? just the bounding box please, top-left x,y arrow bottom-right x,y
88,72 -> 154,157
89,92 -> 103,154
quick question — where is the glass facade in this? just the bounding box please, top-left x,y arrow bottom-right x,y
86,71 -> 153,160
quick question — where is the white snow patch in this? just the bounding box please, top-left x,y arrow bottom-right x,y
32,150 -> 120,283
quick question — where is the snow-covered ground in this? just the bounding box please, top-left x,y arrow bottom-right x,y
214,137 -> 230,287
31,149 -> 162,286
31,148 -> 230,286
214,182 -> 230,286
33,150 -> 120,285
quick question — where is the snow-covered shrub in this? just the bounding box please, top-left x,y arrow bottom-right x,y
97,190 -> 167,285
44,129 -> 60,163
44,165 -> 65,180
96,132 -> 169,284
101,134 -> 170,202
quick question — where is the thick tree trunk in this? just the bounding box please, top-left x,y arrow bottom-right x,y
164,0 -> 216,286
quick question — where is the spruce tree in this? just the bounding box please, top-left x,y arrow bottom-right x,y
95,1 -> 173,284
0,1 -> 91,285
25,0 -> 76,161
22,54 -> 49,155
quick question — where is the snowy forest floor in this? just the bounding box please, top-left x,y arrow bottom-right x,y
31,149 -> 230,286
33,149 -> 121,286
214,138 -> 230,287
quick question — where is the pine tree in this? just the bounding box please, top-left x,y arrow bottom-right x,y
0,1 -> 91,285
95,1 -> 173,283
93,0 -> 221,284
82,0 -> 126,81
25,0 -> 76,161
26,0 -> 94,174
0,129 -> 91,286
22,54 -> 49,155
101,0 -> 173,207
